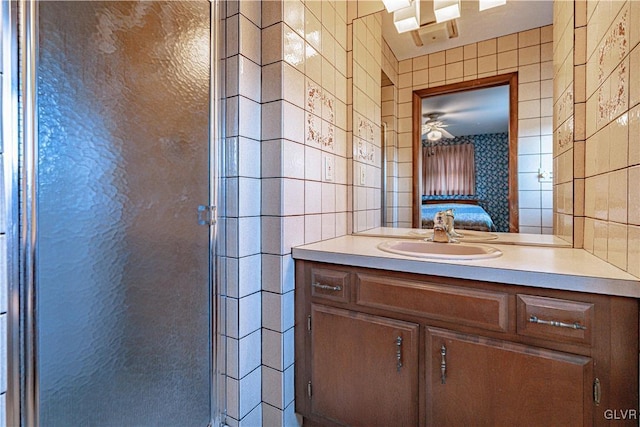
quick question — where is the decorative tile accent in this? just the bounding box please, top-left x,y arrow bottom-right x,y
597,62 -> 627,126
597,9 -> 627,84
306,82 -> 335,149
307,82 -> 322,114
354,139 -> 375,163
307,81 -> 335,123
557,89 -> 573,124
557,117 -> 574,149
357,116 -> 375,143
306,113 -> 322,146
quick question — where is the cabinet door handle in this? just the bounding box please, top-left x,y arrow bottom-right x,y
529,315 -> 587,330
311,282 -> 342,292
396,336 -> 403,372
440,345 -> 447,384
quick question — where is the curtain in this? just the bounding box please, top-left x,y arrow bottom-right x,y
422,143 -> 475,196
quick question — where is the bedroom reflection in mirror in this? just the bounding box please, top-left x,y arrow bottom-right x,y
412,73 -> 519,232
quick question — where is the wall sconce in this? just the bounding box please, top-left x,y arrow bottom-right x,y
479,0 -> 506,11
393,0 -> 420,33
382,0 -> 412,13
433,0 -> 460,23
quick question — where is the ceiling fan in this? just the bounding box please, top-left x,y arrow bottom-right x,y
422,112 -> 455,141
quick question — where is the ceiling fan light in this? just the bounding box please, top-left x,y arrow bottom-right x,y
479,0 -> 506,11
427,129 -> 443,141
434,0 -> 461,23
382,0 -> 412,13
393,0 -> 420,33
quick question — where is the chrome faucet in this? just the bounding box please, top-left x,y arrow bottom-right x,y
442,209 -> 463,238
430,210 -> 458,243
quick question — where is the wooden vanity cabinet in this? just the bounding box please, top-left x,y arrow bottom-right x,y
425,327 -> 593,426
309,304 -> 419,426
295,260 -> 639,427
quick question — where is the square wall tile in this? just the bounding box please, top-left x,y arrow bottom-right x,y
239,15 -> 261,65
262,401 -> 301,427
227,329 -> 261,380
262,254 -> 295,294
226,292 -> 262,340
498,34 -> 518,52
262,365 -> 295,410
262,215 -> 305,255
593,220 -> 608,261
262,290 -> 295,333
477,39 -> 497,57
226,366 -> 262,420
227,254 -> 261,299
629,166 -> 640,225
305,214 -> 322,244
238,96 -> 262,141
607,169 -> 627,223
262,327 -> 295,371
607,223 -> 627,271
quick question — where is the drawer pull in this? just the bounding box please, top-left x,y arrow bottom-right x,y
312,282 -> 342,292
396,336 -> 403,372
529,315 -> 587,330
440,345 -> 447,384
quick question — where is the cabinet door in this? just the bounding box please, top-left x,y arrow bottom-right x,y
310,304 -> 419,427
426,327 -> 593,427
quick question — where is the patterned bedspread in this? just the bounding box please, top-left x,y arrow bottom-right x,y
421,203 -> 497,232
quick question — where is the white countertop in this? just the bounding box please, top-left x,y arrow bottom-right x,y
292,234 -> 640,298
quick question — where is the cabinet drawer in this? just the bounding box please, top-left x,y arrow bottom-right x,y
310,268 -> 350,303
517,294 -> 593,345
356,274 -> 509,332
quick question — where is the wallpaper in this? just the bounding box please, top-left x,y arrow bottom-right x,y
423,133 -> 510,232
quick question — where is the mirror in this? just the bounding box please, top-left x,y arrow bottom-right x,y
351,8 -> 556,237
412,73 -> 519,233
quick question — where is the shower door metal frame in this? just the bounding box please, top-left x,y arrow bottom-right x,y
5,1 -> 225,425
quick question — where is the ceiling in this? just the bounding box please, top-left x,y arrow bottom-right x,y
421,85 -> 509,137
381,1 -> 552,139
382,0 -> 554,60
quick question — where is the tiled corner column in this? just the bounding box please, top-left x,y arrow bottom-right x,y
381,39 -> 403,228
381,82 -> 399,227
552,0 -> 576,244
222,1 -> 263,425
260,1 -> 349,425
351,13 -> 383,232
572,0 -> 587,248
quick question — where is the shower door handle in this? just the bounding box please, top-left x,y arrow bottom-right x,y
198,205 -> 217,226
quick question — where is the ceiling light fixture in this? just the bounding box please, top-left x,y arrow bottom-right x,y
393,0 -> 420,33
479,0 -> 506,11
426,129 -> 443,141
382,0 -> 412,13
433,0 -> 461,23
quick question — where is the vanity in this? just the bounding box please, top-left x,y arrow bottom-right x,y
292,234 -> 640,426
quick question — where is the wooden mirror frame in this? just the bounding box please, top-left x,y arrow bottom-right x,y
412,72 -> 519,232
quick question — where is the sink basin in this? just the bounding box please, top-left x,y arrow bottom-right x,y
408,229 -> 498,242
377,240 -> 502,260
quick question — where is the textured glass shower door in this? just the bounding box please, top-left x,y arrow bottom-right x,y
35,2 -> 213,425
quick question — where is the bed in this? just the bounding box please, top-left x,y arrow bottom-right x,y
421,200 -> 497,232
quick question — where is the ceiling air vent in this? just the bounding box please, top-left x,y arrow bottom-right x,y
410,20 -> 459,46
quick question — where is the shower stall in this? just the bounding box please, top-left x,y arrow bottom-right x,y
3,1 -> 223,425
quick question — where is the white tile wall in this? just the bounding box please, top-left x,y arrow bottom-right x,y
222,2 -> 640,427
